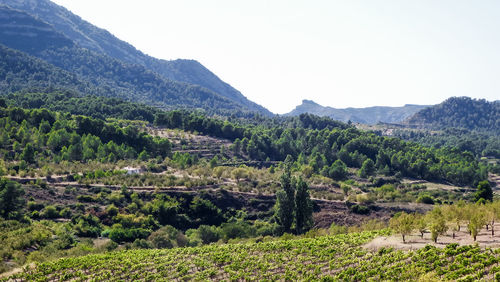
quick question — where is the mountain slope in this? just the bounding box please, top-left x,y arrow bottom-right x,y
0,44 -> 99,94
286,100 -> 428,124
0,0 -> 272,116
406,97 -> 500,133
0,4 -> 73,53
0,6 -> 258,116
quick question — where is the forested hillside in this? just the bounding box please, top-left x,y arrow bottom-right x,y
0,0 -> 272,116
406,97 -> 500,133
0,93 -> 487,187
4,91 -> 160,122
0,45 -> 99,94
393,128 -> 500,159
0,6 -> 262,117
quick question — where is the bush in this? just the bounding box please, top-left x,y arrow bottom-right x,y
416,194 -> 435,204
132,239 -> 153,249
27,201 -> 44,211
104,240 -> 118,251
350,204 -> 370,215
59,208 -> 72,218
221,222 -> 254,241
76,195 -> 95,203
109,228 -> 151,243
196,225 -> 221,244
147,225 -> 182,249
41,205 -> 59,219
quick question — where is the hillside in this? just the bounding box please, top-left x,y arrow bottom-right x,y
0,0 -> 272,116
286,99 -> 428,124
4,91 -> 161,122
0,6 -> 261,116
406,97 -> 500,133
0,44 -> 101,94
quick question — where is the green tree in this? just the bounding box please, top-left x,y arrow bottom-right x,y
0,177 -> 25,219
231,167 -> 248,183
475,180 -> 493,202
428,207 -> 448,243
358,159 -> 375,178
275,171 -> 295,234
415,214 -> 427,238
328,159 -> 348,180
390,212 -> 414,243
295,177 -> 313,234
20,143 -> 36,164
468,206 -> 486,241
138,150 -> 149,161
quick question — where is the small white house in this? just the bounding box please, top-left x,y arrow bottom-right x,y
123,167 -> 141,175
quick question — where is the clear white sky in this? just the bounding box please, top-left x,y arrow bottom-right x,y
52,0 -> 500,114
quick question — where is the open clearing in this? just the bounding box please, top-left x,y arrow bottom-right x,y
364,225 -> 500,251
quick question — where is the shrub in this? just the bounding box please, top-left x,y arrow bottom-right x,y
196,225 -> 221,244
350,204 -> 370,215
416,194 -> 435,204
41,205 -> 59,219
109,228 -> 151,243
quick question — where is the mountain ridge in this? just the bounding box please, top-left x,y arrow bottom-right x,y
286,99 -> 429,124
0,5 -> 265,116
0,0 -> 272,116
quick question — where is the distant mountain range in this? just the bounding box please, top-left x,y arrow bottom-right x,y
0,1 -> 271,116
285,99 -> 429,124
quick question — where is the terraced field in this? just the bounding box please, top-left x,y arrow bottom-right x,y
4,230 -> 500,281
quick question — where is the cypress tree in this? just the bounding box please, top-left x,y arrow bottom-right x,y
295,177 -> 313,234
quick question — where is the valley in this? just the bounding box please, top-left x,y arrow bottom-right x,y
0,0 -> 499,280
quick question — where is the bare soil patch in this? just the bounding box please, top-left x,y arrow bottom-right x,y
364,225 -> 500,251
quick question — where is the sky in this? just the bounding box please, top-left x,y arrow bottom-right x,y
51,0 -> 500,114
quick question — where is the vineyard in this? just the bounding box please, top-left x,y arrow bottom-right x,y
4,230 -> 500,281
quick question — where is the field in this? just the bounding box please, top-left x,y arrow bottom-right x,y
3,230 -> 500,281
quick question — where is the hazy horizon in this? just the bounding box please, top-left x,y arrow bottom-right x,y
52,0 -> 500,114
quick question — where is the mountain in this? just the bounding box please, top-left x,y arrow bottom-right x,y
0,43 -> 99,94
0,5 -> 264,116
406,97 -> 500,133
0,0 -> 271,116
286,99 -> 429,124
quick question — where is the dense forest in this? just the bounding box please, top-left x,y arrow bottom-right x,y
4,91 -> 161,123
155,110 -> 487,187
0,106 -> 171,166
406,97 -> 500,133
393,128 -> 500,159
0,45 -> 97,95
0,94 -> 488,187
